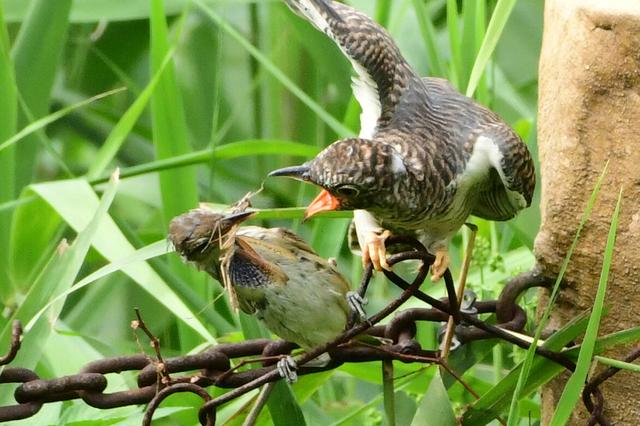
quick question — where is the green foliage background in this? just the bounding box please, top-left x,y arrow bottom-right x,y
2,0 -> 599,424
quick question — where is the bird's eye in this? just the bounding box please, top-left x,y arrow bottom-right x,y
335,185 -> 360,197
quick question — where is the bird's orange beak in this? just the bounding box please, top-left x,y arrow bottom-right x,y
303,189 -> 340,221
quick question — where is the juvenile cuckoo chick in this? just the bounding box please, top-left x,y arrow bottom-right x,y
168,208 -> 365,382
270,0 -> 535,280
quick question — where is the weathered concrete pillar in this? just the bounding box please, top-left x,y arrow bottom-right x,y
535,0 -> 640,424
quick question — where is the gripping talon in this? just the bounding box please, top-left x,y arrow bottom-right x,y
460,290 -> 478,315
346,291 -> 368,321
362,230 -> 391,272
277,356 -> 298,384
431,249 -> 450,281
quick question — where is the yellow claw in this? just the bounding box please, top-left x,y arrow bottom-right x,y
362,230 -> 392,272
431,249 -> 450,282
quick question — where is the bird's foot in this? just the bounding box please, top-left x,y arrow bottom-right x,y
346,291 -> 368,321
460,290 -> 478,316
438,323 -> 462,352
277,356 -> 298,384
431,249 -> 450,281
362,230 -> 392,272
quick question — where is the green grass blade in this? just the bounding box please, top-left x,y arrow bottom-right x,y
0,172 -> 119,398
0,88 -> 125,153
90,139 -> 320,183
30,176 -> 215,342
375,0 -> 393,27
465,0 -> 516,97
594,356 -> 640,374
0,0 -> 17,301
460,0 -> 478,90
549,189 -> 623,425
411,371 -> 456,426
25,240 -> 167,331
193,0 -> 353,138
446,0 -> 461,89
150,0 -> 199,223
10,0 -> 72,191
506,164 -> 609,426
462,311 -> 591,425
86,50 -> 174,180
411,0 -> 446,77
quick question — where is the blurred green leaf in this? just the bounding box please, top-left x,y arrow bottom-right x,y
0,88 -> 125,154
86,52 -> 173,179
10,0 -> 72,191
149,0 -> 199,223
411,371 -> 456,426
0,172 -> 119,409
4,0 -> 273,23
0,0 -> 17,301
194,0 -> 353,138
466,0 -> 516,97
93,139 -> 320,183
30,176 -> 215,342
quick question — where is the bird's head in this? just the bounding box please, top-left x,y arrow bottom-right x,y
269,139 -> 409,220
168,209 -> 256,264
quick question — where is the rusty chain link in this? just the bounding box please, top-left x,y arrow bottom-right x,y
0,237 -> 632,425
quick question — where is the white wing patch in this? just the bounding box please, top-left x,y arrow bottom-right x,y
287,0 -> 382,139
390,149 -> 407,174
291,0 -> 331,32
465,136 -> 527,210
350,61 -> 381,138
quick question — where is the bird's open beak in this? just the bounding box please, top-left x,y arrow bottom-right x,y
268,165 -> 310,181
224,210 -> 257,225
303,189 -> 340,221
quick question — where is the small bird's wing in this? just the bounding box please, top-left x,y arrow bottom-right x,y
227,238 -> 289,314
283,0 -> 416,137
240,226 -> 352,296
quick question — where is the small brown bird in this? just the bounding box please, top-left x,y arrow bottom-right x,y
271,0 -> 535,280
168,208 -> 365,382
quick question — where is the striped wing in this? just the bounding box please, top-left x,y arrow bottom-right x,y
284,0 -> 416,137
469,127 -> 536,221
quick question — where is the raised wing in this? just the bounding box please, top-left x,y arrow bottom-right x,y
284,0 -> 416,137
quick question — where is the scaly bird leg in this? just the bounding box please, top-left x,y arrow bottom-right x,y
353,210 -> 391,272
276,356 -> 298,384
362,230 -> 392,272
346,291 -> 368,321
431,249 -> 451,282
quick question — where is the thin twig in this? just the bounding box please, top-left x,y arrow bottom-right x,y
441,223 -> 477,358
132,308 -> 171,386
243,383 -> 275,426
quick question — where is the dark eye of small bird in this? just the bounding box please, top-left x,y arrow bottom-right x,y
334,184 -> 360,198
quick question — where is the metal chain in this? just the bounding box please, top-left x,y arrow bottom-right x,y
0,238 -> 628,425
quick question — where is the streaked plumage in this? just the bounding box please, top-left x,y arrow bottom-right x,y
271,0 -> 535,277
168,208 -> 352,351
